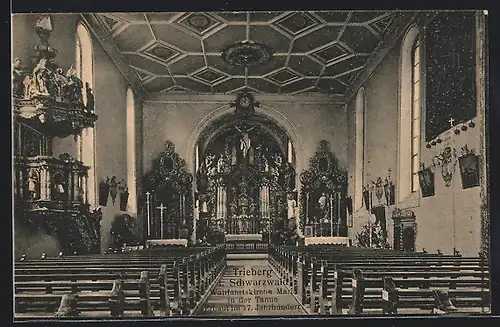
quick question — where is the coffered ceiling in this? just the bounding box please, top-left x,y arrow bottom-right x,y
92,11 -> 400,95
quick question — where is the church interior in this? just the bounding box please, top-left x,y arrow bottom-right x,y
12,11 -> 490,317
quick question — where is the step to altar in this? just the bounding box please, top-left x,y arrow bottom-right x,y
227,253 -> 268,260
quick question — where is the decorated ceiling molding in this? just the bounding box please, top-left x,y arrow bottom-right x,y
93,11 -> 400,95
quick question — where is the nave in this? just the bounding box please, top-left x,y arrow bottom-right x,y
14,243 -> 490,319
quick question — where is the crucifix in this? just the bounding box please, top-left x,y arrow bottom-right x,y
157,203 -> 167,239
448,117 -> 455,128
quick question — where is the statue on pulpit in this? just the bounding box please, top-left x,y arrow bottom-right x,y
27,169 -> 39,199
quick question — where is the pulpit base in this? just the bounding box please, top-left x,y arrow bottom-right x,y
304,236 -> 349,246
146,239 -> 188,248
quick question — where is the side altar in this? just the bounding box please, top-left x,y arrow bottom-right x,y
300,141 -> 349,245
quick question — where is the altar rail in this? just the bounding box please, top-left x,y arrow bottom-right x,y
225,240 -> 268,253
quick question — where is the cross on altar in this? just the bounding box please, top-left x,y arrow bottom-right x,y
448,117 -> 455,127
157,203 -> 167,239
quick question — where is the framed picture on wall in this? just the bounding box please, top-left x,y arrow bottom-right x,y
458,153 -> 480,189
418,167 -> 435,197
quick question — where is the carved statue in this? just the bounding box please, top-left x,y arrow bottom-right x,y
270,166 -> 280,183
27,170 -> 38,199
318,192 -> 329,222
274,153 -> 283,167
284,162 -> 296,191
32,58 -> 53,96
23,74 -> 35,99
63,66 -> 83,104
12,58 -> 27,98
53,173 -> 66,200
263,157 -> 269,172
197,163 -> 209,193
52,67 -> 68,100
217,156 -> 224,173
287,193 -> 296,220
85,82 -> 94,111
205,153 -> 215,168
235,124 -> 255,158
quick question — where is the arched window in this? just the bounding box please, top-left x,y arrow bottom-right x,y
398,26 -> 422,201
76,22 -> 96,206
354,88 -> 365,210
126,87 -> 137,215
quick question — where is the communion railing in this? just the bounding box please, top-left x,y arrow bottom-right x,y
14,155 -> 89,206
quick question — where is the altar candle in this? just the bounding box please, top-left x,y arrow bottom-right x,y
288,140 -> 293,163
195,144 -> 199,170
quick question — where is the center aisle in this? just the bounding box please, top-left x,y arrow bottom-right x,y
196,258 -> 307,316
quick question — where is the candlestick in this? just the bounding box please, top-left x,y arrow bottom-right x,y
146,191 -> 151,237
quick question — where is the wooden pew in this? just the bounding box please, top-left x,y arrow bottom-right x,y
14,245 -> 227,318
269,245 -> 490,315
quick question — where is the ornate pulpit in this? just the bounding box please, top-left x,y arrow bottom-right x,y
13,15 -> 100,255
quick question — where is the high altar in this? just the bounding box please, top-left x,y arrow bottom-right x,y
195,93 -> 297,244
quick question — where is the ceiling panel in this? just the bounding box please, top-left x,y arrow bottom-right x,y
317,78 -> 347,94
113,25 -> 155,52
213,78 -> 245,93
249,25 -> 291,53
203,25 -> 247,53
247,55 -> 287,76
323,55 -> 369,76
151,24 -> 202,52
250,12 -> 282,23
313,11 -> 349,23
292,26 -> 343,53
112,13 -> 148,23
340,26 -> 380,53
248,78 -> 281,93
288,56 -> 323,76
143,76 -> 175,93
94,10 -> 398,95
281,78 -> 316,94
206,55 -> 246,76
175,77 -> 213,93
169,55 -> 206,75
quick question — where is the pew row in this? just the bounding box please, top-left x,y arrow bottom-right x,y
14,245 -> 226,318
269,245 -> 490,315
